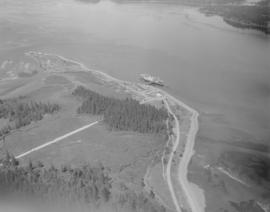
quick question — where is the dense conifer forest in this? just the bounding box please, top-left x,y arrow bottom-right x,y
0,97 -> 60,137
110,0 -> 269,33
201,4 -> 269,34
0,154 -> 166,212
0,153 -> 111,204
73,86 -> 169,135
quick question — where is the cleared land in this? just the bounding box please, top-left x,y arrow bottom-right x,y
20,51 -> 206,212
0,52 -> 168,204
2,51 -> 267,212
15,120 -> 99,159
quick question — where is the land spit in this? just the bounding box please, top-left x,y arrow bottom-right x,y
25,51 -> 206,212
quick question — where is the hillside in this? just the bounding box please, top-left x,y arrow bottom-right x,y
200,2 -> 269,34
106,0 -> 270,34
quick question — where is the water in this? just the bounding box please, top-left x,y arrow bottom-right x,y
0,0 -> 269,147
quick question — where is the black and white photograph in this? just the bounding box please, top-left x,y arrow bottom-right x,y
0,0 -> 269,211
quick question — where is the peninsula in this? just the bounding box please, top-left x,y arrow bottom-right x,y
25,51 -> 206,212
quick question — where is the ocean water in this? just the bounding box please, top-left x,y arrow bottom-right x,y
0,0 -> 269,148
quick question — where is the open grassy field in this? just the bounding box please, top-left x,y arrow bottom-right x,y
0,54 -> 167,198
146,162 -> 175,211
18,123 -> 164,188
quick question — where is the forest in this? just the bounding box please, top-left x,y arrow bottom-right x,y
73,86 -> 169,135
200,2 -> 269,34
0,154 -> 166,212
76,0 -> 269,34
0,97 -> 60,137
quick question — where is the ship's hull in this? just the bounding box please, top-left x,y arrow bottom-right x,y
141,78 -> 164,86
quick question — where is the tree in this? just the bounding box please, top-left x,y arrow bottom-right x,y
73,86 -> 168,135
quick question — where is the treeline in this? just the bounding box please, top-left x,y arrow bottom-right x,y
223,17 -> 269,34
0,97 -> 60,137
200,4 -> 270,34
0,153 -> 111,204
0,154 -> 166,212
91,0 -> 269,34
73,86 -> 168,135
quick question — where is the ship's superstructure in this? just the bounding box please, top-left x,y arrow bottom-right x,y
140,74 -> 164,86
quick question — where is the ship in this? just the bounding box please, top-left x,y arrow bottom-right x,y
140,74 -> 164,86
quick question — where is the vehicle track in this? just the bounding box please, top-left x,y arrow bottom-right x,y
16,121 -> 99,159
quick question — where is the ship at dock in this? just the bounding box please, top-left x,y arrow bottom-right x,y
140,74 -> 164,86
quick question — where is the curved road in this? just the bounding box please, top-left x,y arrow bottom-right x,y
164,99 -> 182,212
162,91 -> 205,212
25,52 -> 204,212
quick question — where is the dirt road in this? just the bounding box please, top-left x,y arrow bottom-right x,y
164,99 -> 183,212
16,121 -> 99,159
164,91 -> 205,212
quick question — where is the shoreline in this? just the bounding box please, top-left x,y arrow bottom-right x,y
162,91 -> 206,212
26,51 -> 206,212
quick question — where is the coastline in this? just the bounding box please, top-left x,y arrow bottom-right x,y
162,91 -> 206,212
26,51 -> 206,212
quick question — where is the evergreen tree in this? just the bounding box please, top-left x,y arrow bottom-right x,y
0,97 -> 60,136
73,86 -> 168,135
